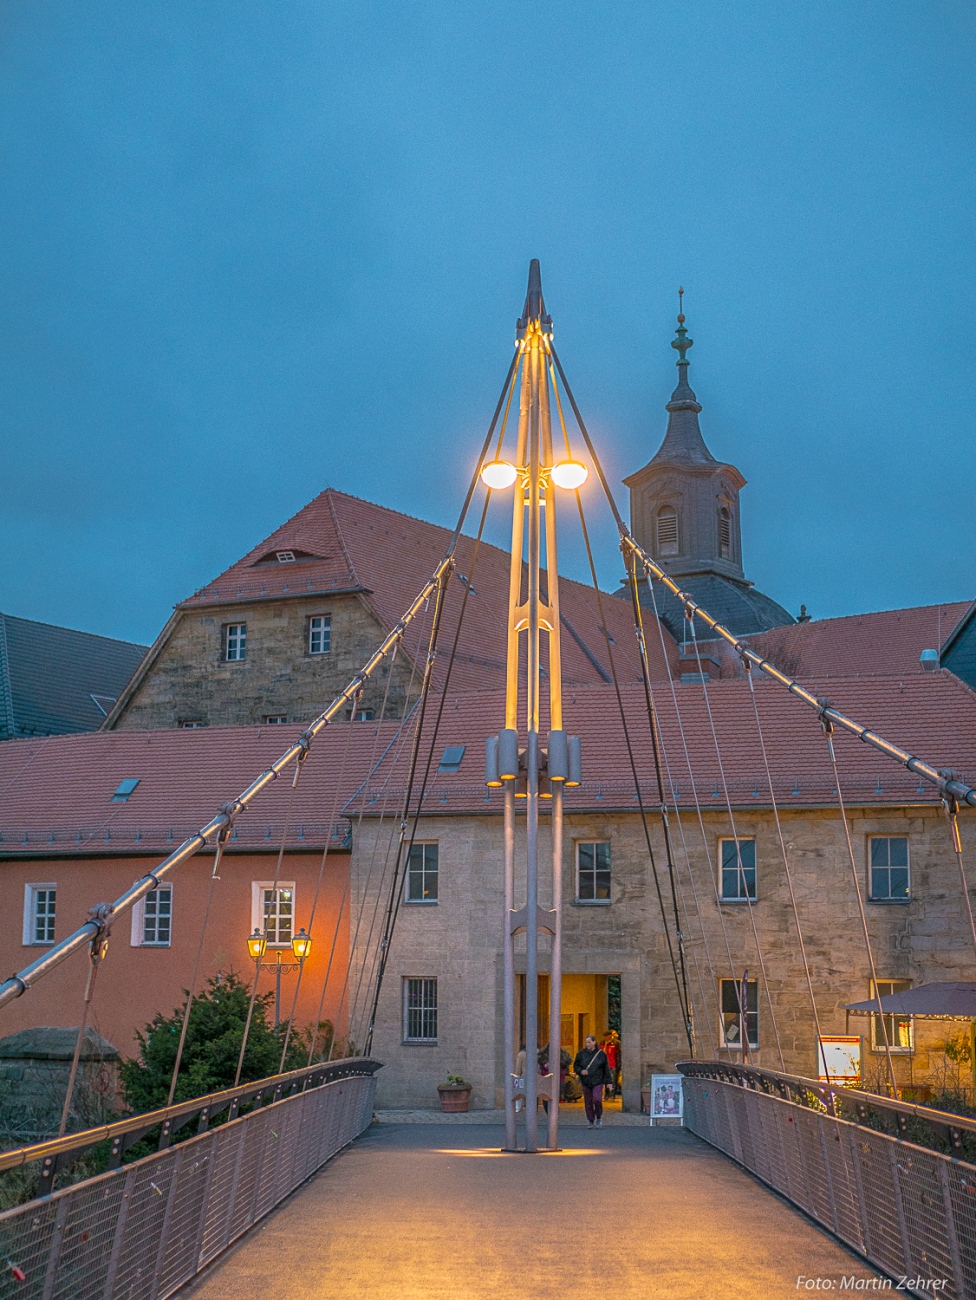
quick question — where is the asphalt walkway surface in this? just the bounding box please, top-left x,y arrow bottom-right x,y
183,1121 -> 887,1299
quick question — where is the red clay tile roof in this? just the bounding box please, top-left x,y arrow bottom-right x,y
177,489 -> 675,693
743,602 -> 973,681
0,721 -> 405,855
4,672 -> 973,858
345,672 -> 976,815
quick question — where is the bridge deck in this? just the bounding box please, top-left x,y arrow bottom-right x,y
182,1121 -> 887,1299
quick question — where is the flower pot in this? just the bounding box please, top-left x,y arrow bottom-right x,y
437,1084 -> 472,1113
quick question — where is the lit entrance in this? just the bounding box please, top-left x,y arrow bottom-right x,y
516,973 -> 622,1105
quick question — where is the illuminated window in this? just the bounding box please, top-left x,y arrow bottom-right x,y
309,615 -> 331,655
720,978 -> 758,1050
869,837 -> 910,901
251,882 -> 295,946
870,979 -> 913,1053
24,884 -> 56,946
718,506 -> 732,558
406,844 -> 439,903
576,841 -> 611,903
225,624 -> 247,661
720,838 -> 756,901
403,978 -> 438,1042
657,509 -> 679,557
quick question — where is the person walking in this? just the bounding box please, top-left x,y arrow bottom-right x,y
573,1034 -> 613,1127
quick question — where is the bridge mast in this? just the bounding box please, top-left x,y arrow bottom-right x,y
490,261 -> 573,1152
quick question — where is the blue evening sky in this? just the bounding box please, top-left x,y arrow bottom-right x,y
1,1 -> 973,646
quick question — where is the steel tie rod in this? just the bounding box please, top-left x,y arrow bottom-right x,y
617,532 -> 976,809
0,557 -> 455,1011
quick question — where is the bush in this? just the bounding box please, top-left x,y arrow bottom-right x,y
119,972 -> 319,1113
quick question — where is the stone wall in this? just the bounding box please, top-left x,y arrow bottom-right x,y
111,594 -> 421,729
0,1028 -> 119,1144
353,801 -> 973,1111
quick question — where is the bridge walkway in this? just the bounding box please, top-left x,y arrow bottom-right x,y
181,1120 -> 887,1299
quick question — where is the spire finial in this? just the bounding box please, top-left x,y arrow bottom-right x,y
671,286 -> 693,366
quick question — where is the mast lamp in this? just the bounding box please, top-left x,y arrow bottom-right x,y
247,929 -> 267,961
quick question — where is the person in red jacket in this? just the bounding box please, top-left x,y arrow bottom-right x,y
602,1034 -> 619,1097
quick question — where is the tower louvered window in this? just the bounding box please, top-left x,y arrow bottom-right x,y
656,509 -> 679,557
718,506 -> 732,558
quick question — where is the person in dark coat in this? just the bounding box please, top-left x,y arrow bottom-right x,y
573,1035 -> 613,1127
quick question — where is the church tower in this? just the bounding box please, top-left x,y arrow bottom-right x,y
623,298 -> 794,641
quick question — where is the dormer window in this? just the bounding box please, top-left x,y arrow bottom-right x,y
656,508 -> 679,557
276,551 -> 296,563
718,506 -> 732,558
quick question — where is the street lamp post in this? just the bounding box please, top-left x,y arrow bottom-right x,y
247,927 -> 312,1028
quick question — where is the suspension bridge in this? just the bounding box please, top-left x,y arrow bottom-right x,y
0,263 -> 973,1297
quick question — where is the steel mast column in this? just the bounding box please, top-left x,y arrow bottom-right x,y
501,260 -> 564,1152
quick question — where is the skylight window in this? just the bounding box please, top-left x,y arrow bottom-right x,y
112,779 -> 141,803
276,551 -> 296,563
438,746 -> 466,773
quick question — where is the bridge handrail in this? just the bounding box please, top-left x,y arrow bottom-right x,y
0,1055 -> 382,1181
677,1058 -> 976,1152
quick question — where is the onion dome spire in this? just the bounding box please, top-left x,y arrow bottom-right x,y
650,288 -> 714,465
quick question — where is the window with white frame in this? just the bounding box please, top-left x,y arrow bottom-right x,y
406,843 -> 438,903
719,838 -> 756,901
224,623 -> 247,661
265,715 -> 288,725
403,977 -> 438,1042
576,841 -> 611,903
309,615 -> 331,655
720,978 -> 758,1049
23,884 -> 56,946
870,979 -> 913,1053
131,886 -> 173,947
251,882 -> 295,945
869,837 -> 910,901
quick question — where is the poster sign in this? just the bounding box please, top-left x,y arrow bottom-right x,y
650,1074 -> 683,1124
817,1036 -> 861,1084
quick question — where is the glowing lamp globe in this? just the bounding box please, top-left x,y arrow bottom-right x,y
550,461 -> 588,490
291,928 -> 313,960
480,460 -> 518,490
247,928 -> 267,961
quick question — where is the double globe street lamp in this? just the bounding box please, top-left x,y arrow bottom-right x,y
246,926 -> 312,1027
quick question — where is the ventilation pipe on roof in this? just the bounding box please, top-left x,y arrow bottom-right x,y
920,649 -> 940,672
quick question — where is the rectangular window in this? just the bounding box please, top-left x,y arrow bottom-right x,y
720,978 -> 758,1050
265,715 -> 288,725
870,979 -> 913,1053
131,887 -> 173,946
251,882 -> 295,945
309,615 -> 331,655
225,623 -> 247,661
869,837 -> 910,901
406,843 -> 439,903
576,841 -> 611,903
403,977 -> 438,1042
24,884 -> 56,946
351,709 -> 374,721
720,838 -> 757,902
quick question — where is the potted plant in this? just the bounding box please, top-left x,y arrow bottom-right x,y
437,1074 -> 473,1113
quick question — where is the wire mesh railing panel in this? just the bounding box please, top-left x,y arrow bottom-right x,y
155,1143 -> 213,1299
0,1069 -> 377,1300
196,1122 -> 245,1268
895,1146 -> 956,1290
680,1064 -> 976,1299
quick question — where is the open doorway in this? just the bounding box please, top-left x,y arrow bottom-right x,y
516,973 -> 622,1107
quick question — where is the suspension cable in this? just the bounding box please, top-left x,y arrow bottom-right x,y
167,829 -> 229,1105
234,752 -> 306,1087
744,658 -> 829,1079
686,614 -> 785,1069
822,714 -> 899,1097
58,910 -> 110,1137
548,344 -> 976,812
942,784 -> 976,964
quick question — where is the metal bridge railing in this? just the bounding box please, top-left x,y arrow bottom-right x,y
0,1057 -> 381,1300
679,1060 -> 976,1299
